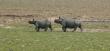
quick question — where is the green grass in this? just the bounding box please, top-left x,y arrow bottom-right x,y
0,25 -> 110,51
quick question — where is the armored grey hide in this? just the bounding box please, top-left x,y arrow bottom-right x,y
28,19 -> 52,32
55,16 -> 83,32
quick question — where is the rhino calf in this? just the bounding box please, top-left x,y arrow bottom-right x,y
28,19 -> 52,32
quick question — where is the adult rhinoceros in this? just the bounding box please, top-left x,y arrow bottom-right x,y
54,16 -> 83,32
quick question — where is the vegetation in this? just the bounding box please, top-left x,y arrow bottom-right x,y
0,25 -> 110,51
0,0 -> 110,51
0,0 -> 110,17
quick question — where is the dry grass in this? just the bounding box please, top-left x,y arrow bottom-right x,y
0,0 -> 110,18
0,0 -> 110,29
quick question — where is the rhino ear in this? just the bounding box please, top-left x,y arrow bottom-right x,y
59,16 -> 64,20
59,16 -> 61,19
33,19 -> 35,21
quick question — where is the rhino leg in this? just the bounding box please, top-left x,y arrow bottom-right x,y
36,27 -> 40,32
49,25 -> 52,32
35,27 -> 38,32
79,24 -> 83,32
72,27 -> 77,32
62,27 -> 66,32
44,27 -> 48,31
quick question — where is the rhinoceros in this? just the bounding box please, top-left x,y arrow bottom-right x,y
28,19 -> 52,32
54,16 -> 83,32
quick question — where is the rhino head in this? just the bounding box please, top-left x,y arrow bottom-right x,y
28,19 -> 36,24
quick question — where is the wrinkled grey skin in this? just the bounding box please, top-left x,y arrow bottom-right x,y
28,19 -> 52,32
55,16 -> 83,32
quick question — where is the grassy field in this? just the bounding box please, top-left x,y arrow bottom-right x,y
0,24 -> 110,51
0,0 -> 110,51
